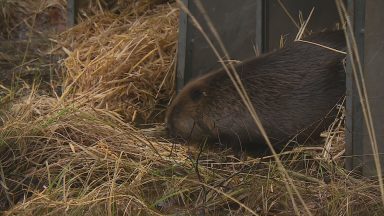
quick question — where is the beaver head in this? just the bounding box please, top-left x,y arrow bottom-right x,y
165,79 -> 218,142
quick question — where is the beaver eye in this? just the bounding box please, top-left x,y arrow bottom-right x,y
190,89 -> 206,101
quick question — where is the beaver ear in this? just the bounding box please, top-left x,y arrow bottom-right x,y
190,89 -> 207,101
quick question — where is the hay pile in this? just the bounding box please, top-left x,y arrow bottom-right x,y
1,1 -> 384,215
59,4 -> 178,123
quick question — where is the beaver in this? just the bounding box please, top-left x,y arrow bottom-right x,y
166,30 -> 346,154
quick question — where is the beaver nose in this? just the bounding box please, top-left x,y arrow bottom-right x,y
165,103 -> 175,132
165,116 -> 175,137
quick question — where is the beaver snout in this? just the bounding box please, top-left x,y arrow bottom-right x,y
166,102 -> 195,139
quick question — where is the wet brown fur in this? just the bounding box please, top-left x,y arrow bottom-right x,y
166,31 -> 346,154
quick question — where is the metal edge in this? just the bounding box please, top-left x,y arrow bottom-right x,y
176,0 -> 189,92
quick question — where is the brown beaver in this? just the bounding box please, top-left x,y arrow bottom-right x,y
166,30 -> 346,154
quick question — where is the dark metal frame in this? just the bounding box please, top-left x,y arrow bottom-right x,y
176,0 -> 189,92
347,0 -> 384,176
345,0 -> 365,173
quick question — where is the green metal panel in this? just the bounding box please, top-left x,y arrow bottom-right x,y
345,0 -> 384,176
176,0 -> 263,90
265,0 -> 340,51
345,0 -> 365,173
361,0 -> 384,176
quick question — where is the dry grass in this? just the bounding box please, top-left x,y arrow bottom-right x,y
1,92 -> 383,215
0,1 -> 383,215
58,4 -> 178,123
